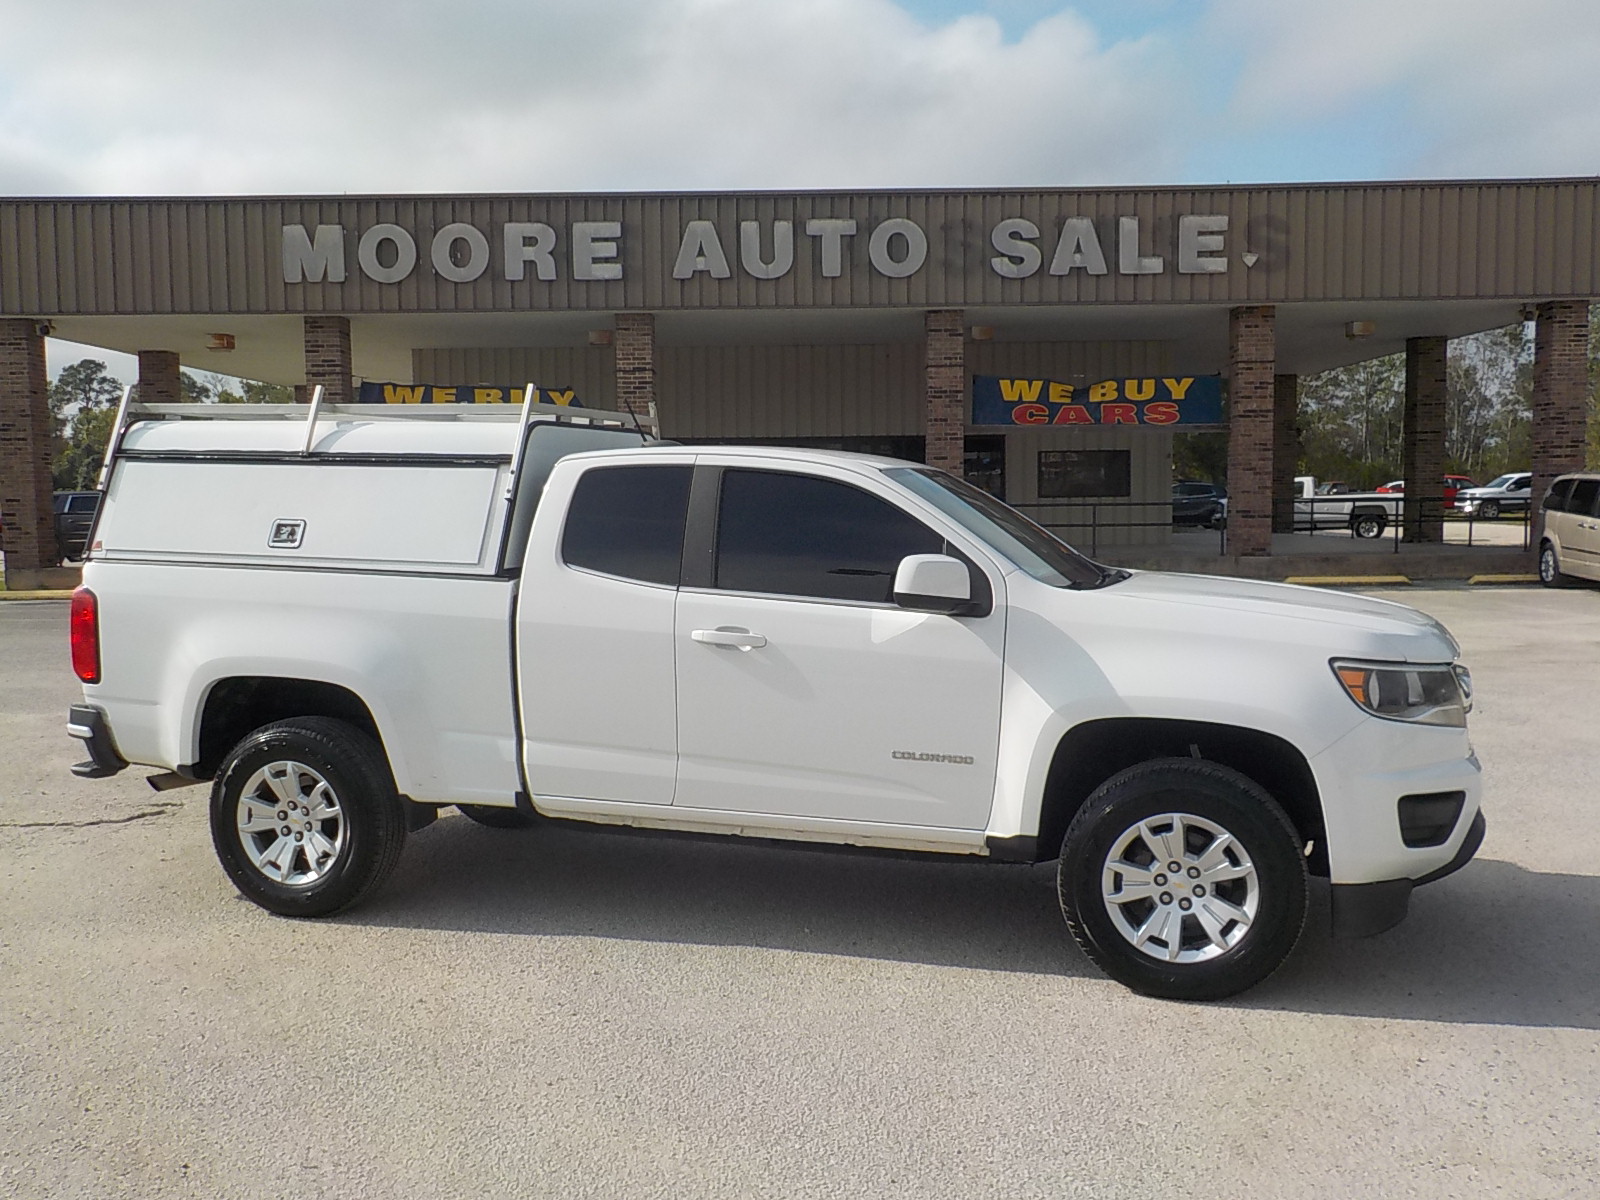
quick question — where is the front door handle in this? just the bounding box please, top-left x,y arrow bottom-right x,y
691,627 -> 767,651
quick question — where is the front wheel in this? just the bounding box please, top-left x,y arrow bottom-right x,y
1478,499 -> 1501,520
1351,513 -> 1387,539
1539,542 -> 1569,588
210,717 -> 407,917
1057,759 -> 1308,1001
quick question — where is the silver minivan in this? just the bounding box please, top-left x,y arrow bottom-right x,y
1538,473 -> 1600,586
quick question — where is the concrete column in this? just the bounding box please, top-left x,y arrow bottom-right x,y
1271,374 -> 1299,533
1530,301 -> 1591,513
924,310 -> 965,473
303,316 -> 353,405
137,350 -> 182,404
1402,336 -> 1448,542
1226,306 -> 1276,556
0,319 -> 59,585
614,313 -> 655,419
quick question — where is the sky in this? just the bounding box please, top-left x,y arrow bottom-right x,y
6,0 -> 1598,379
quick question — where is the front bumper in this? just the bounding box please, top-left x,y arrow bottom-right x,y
66,705 -> 127,779
1330,809 -> 1486,937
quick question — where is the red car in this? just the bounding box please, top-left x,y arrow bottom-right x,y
1376,475 -> 1477,502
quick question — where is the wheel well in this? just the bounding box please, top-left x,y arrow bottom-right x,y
1037,718 -> 1328,875
195,677 -> 382,779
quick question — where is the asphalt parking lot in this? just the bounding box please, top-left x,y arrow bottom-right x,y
3,585 -> 1598,1200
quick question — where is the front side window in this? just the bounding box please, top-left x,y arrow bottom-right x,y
561,464 -> 692,586
714,469 -> 944,603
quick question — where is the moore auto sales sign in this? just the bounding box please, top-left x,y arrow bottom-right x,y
280,213 -> 1238,286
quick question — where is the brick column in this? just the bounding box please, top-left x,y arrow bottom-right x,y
1226,306 -> 1276,556
1402,336 -> 1448,542
0,319 -> 58,583
137,350 -> 182,404
1271,374 -> 1299,533
303,316 -> 353,405
1531,301 -> 1590,514
924,310 -> 965,473
614,313 -> 655,419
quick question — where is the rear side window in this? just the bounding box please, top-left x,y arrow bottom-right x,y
1570,479 -> 1600,518
561,465 -> 692,586
67,494 -> 99,514
1545,479 -> 1575,513
714,469 -> 944,603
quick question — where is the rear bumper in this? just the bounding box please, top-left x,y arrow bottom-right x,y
1330,809 -> 1486,938
66,705 -> 128,779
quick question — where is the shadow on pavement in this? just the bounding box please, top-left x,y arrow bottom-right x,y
353,816 -> 1600,1030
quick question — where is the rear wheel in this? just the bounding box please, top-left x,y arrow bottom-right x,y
1058,759 -> 1308,1001
1351,513 -> 1386,539
210,717 -> 406,917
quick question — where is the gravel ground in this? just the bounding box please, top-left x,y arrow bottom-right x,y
2,585 -> 1598,1200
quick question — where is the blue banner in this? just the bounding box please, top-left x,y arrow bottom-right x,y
972,375 -> 1222,427
356,382 -> 584,406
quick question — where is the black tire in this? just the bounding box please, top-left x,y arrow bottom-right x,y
1479,499 -> 1500,520
1539,541 -> 1569,588
209,717 -> 407,917
1351,513 -> 1386,539
457,803 -> 539,829
1057,759 -> 1308,1001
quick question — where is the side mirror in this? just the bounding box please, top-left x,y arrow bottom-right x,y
893,554 -> 972,614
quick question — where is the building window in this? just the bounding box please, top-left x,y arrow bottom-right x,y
1037,450 -> 1131,499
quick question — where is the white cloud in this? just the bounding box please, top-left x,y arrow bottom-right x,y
1207,0 -> 1600,177
0,0 -> 1194,194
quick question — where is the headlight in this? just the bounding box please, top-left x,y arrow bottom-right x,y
1331,660 -> 1469,727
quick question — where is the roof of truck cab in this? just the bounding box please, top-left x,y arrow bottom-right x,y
574,444 -> 923,471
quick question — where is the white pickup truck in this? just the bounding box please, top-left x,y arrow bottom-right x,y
1292,476 -> 1406,539
66,400 -> 1484,1000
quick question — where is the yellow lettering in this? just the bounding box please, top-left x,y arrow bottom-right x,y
1089,379 -> 1119,403
383,385 -> 426,405
999,378 -> 1043,403
432,387 -> 457,404
1163,377 -> 1194,400
1125,378 -> 1155,402
547,389 -> 576,406
474,388 -> 505,404
1048,381 -> 1075,404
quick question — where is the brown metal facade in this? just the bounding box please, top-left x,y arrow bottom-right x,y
4,180 -> 1598,316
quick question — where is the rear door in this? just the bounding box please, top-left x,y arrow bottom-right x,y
515,457 -> 694,804
672,463 -> 1006,831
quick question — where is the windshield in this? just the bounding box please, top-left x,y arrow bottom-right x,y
884,468 -> 1116,588
1483,474 -> 1519,489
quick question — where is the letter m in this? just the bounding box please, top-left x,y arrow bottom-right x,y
282,224 -> 348,283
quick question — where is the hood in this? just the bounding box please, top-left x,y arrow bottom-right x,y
1092,570 -> 1459,661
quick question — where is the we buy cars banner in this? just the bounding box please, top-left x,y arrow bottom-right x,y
972,375 -> 1222,427
356,381 -> 584,406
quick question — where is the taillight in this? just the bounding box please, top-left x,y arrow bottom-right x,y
70,587 -> 100,684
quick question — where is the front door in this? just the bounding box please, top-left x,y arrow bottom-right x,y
673,466 -> 1005,831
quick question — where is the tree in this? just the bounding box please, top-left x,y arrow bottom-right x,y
49,360 -> 126,489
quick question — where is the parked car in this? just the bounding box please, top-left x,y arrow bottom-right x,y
53,491 -> 102,561
1454,473 -> 1532,519
1538,472 -> 1600,587
1375,476 -> 1477,503
1171,481 -> 1227,528
67,399 -> 1485,1001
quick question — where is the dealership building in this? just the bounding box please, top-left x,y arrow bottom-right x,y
2,180 -> 1595,587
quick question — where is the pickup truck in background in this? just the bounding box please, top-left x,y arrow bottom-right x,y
66,400 -> 1485,1000
1292,476 -> 1405,539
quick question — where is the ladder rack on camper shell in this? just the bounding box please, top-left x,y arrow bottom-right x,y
95,383 -> 658,491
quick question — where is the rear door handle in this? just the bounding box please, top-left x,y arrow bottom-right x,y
691,627 -> 767,651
